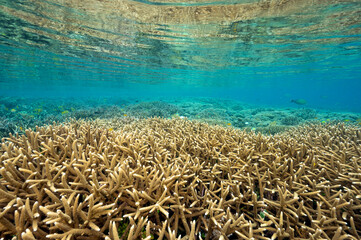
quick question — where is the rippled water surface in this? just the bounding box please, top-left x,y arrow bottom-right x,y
0,0 -> 361,111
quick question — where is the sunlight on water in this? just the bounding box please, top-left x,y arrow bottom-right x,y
0,0 -> 360,110
1,0 -> 360,68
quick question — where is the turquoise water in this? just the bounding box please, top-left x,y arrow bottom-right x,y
0,0 -> 361,117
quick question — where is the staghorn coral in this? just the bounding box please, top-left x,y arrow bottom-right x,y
0,117 -> 18,139
125,101 -> 182,118
0,118 -> 361,239
254,124 -> 290,135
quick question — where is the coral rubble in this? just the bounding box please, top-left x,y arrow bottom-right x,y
0,118 -> 361,239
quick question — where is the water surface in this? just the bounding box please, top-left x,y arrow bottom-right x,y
0,0 -> 360,111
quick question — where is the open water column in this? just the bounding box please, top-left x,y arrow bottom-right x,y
0,0 -> 361,239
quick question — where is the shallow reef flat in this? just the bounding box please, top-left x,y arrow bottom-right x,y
1,96 -> 360,139
0,118 -> 361,239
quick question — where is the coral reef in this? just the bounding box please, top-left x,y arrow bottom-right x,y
198,108 -> 226,119
0,96 -> 360,139
125,101 -> 182,118
255,124 -> 290,135
294,108 -> 317,120
281,115 -> 301,126
1,118 -> 361,239
0,117 -> 17,138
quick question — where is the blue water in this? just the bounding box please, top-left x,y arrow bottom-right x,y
0,0 -> 361,112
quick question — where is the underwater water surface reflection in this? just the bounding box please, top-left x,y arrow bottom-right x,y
0,0 -> 360,111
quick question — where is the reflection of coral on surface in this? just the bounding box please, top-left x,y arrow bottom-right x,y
1,118 -> 360,239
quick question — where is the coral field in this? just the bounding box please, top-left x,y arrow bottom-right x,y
1,96 -> 361,139
0,118 -> 360,239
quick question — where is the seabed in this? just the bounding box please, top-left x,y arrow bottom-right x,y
0,97 -> 361,239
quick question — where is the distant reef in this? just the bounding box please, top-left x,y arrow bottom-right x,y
0,96 -> 360,139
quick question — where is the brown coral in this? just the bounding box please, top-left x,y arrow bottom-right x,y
0,118 -> 360,239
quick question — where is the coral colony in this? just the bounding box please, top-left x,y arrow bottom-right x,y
0,118 -> 360,239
